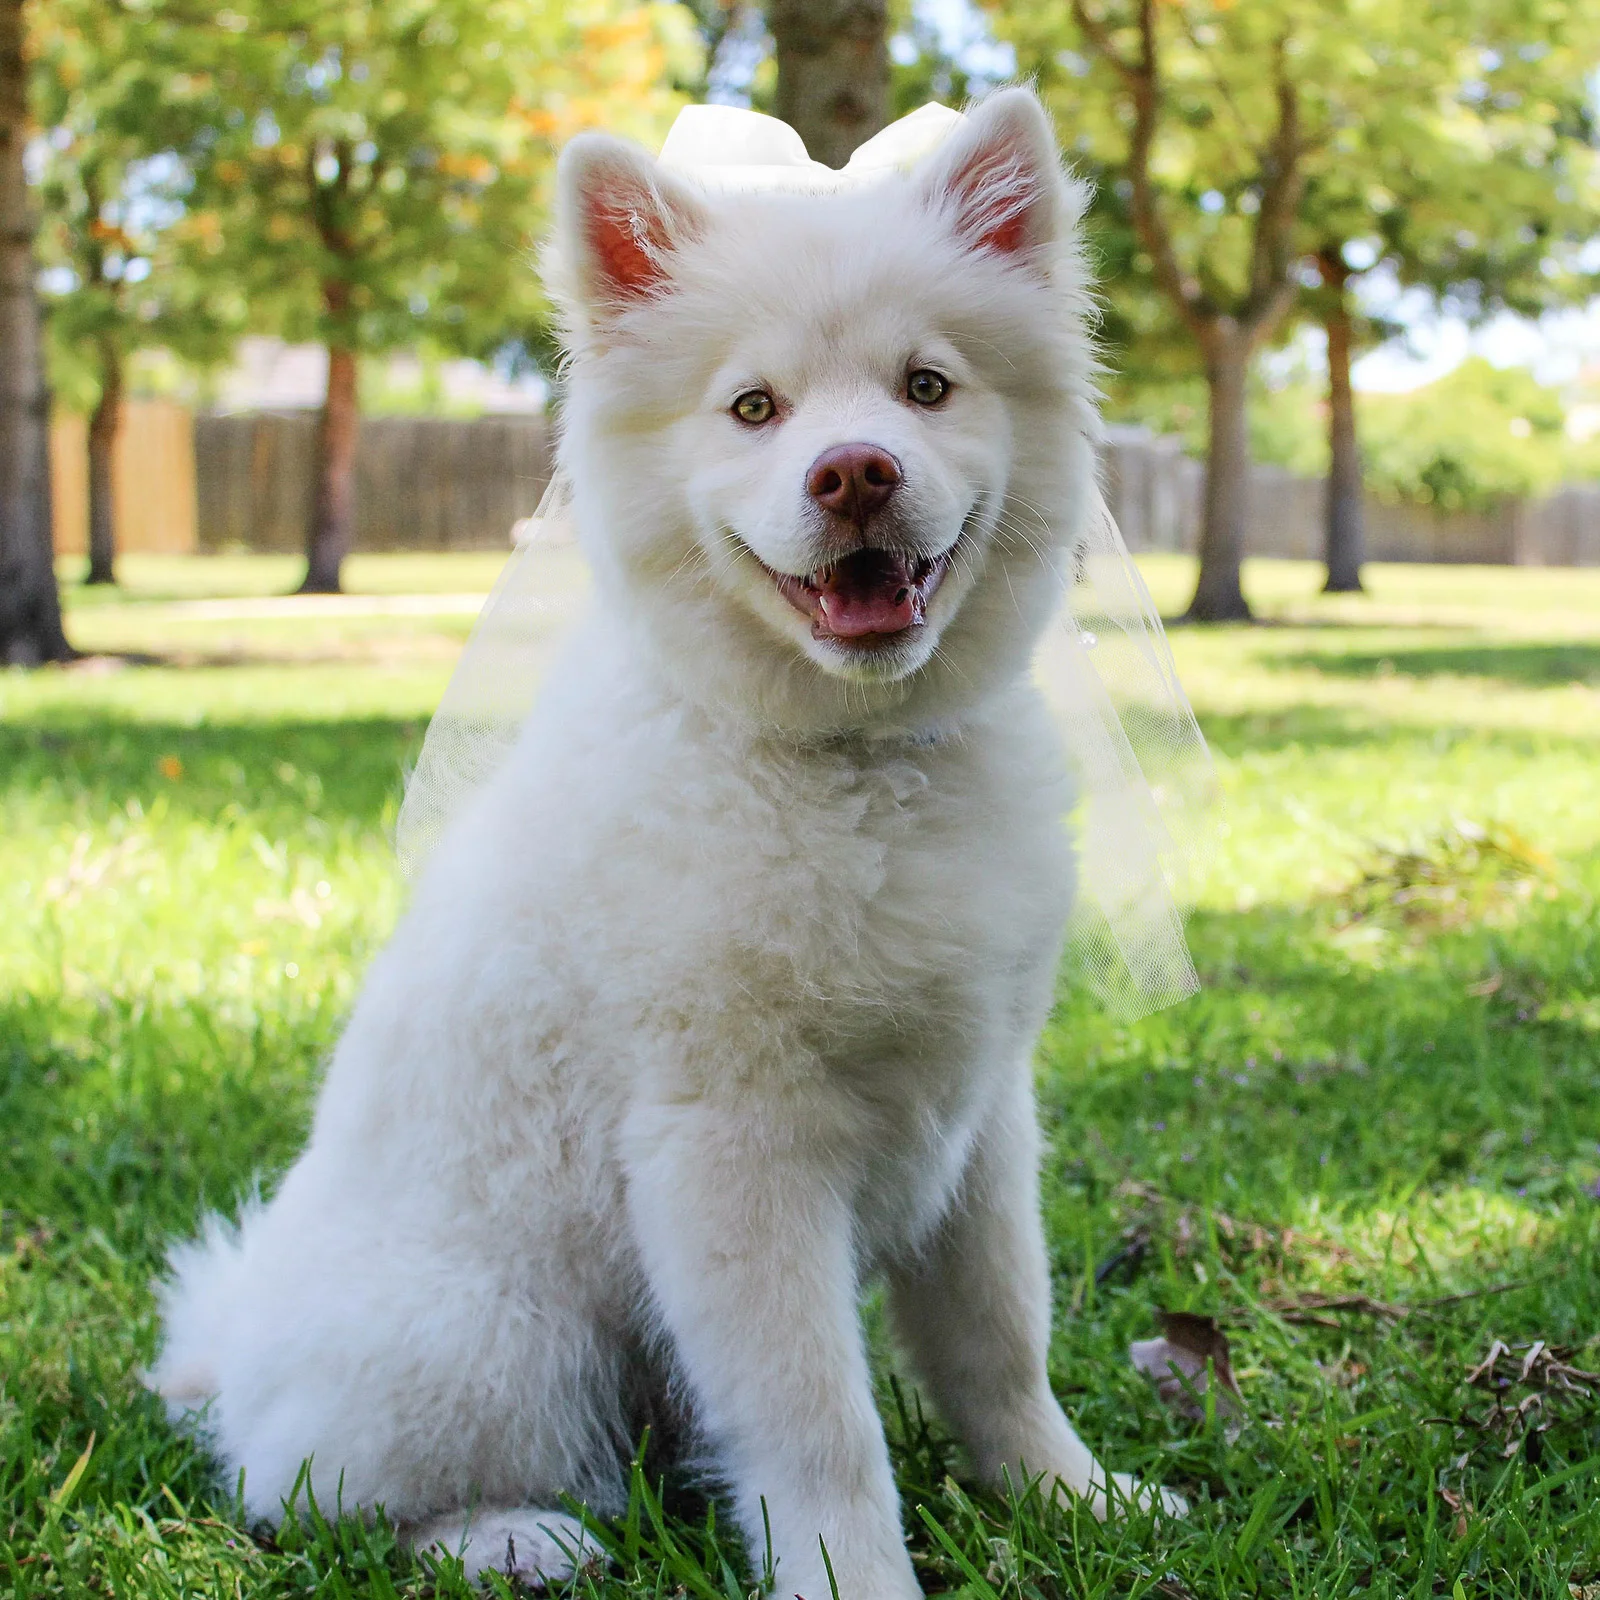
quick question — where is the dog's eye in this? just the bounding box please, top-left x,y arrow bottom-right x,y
907,369 -> 948,407
732,390 -> 776,426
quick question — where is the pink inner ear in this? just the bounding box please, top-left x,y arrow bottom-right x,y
586,191 -> 669,301
946,142 -> 1038,258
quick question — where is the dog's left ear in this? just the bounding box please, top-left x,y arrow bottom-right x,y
553,132 -> 707,331
917,88 -> 1064,265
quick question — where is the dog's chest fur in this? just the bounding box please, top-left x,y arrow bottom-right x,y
430,656 -> 1077,1260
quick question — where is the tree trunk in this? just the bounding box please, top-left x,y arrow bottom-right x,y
299,344 -> 358,594
0,0 -> 69,663
85,340 -> 122,585
1320,257 -> 1365,593
770,0 -> 889,170
1184,318 -> 1254,623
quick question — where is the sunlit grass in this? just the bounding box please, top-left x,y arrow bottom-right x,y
57,549 -> 516,603
4,554 -> 1598,1597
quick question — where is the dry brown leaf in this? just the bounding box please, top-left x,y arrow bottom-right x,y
1437,1484 -> 1472,1541
1466,1338 -> 1511,1386
1129,1311 -> 1245,1429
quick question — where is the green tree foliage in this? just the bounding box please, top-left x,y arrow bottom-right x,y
1362,357 -> 1572,512
143,0 -> 700,590
1157,353 -> 1593,511
992,0 -> 1600,618
31,0 -> 246,584
1293,14 -> 1598,589
885,2 -> 981,118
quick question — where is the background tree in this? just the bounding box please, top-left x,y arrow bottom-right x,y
153,0 -> 698,593
690,0 -> 955,136
1034,0 -> 1314,621
0,0 -> 68,662
769,0 -> 888,169
995,0 -> 1600,621
1292,14 -> 1598,592
32,0 -> 245,585
1305,244 -> 1366,591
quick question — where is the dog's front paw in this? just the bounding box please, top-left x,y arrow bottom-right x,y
416,1507 -> 598,1589
777,1557 -> 924,1600
1094,1470 -> 1188,1520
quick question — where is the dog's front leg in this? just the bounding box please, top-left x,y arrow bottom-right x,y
623,1093 -> 920,1600
886,1067 -> 1185,1520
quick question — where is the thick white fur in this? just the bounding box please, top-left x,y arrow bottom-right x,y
151,89 -> 1180,1597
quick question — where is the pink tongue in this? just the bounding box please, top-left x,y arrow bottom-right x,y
814,554 -> 919,639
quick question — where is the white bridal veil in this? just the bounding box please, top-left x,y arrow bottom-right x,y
396,103 -> 1215,1021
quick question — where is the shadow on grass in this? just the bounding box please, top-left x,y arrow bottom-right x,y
0,984 -> 324,1265
1193,702 -> 1600,759
1263,640 -> 1600,688
1042,878 -> 1600,1218
1,716 -> 424,831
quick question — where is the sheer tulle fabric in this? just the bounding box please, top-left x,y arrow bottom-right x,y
396,472 -> 1212,1020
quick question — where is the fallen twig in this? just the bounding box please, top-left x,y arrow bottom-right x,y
1256,1276 -> 1545,1326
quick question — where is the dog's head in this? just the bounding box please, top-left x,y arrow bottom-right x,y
547,88 -> 1097,736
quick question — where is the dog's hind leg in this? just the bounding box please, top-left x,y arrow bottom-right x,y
410,1506 -> 598,1587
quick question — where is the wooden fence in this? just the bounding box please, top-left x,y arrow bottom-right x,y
1101,425 -> 1600,566
51,406 -> 1600,567
1517,484 -> 1600,567
194,412 -> 553,553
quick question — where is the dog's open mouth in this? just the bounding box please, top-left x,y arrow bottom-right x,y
767,547 -> 954,644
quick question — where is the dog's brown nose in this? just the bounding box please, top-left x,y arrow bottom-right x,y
806,444 -> 902,524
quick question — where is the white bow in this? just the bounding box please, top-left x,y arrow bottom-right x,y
658,102 -> 965,191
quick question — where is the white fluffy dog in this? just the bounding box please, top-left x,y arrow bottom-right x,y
152,87 -> 1181,1599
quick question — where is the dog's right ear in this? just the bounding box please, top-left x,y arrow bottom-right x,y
915,88 -> 1067,269
554,134 -> 705,327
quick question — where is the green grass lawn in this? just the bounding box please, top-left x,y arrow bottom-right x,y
4,554 -> 1600,1598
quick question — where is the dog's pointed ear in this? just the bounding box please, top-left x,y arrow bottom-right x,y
555,133 -> 705,321
917,88 -> 1064,264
